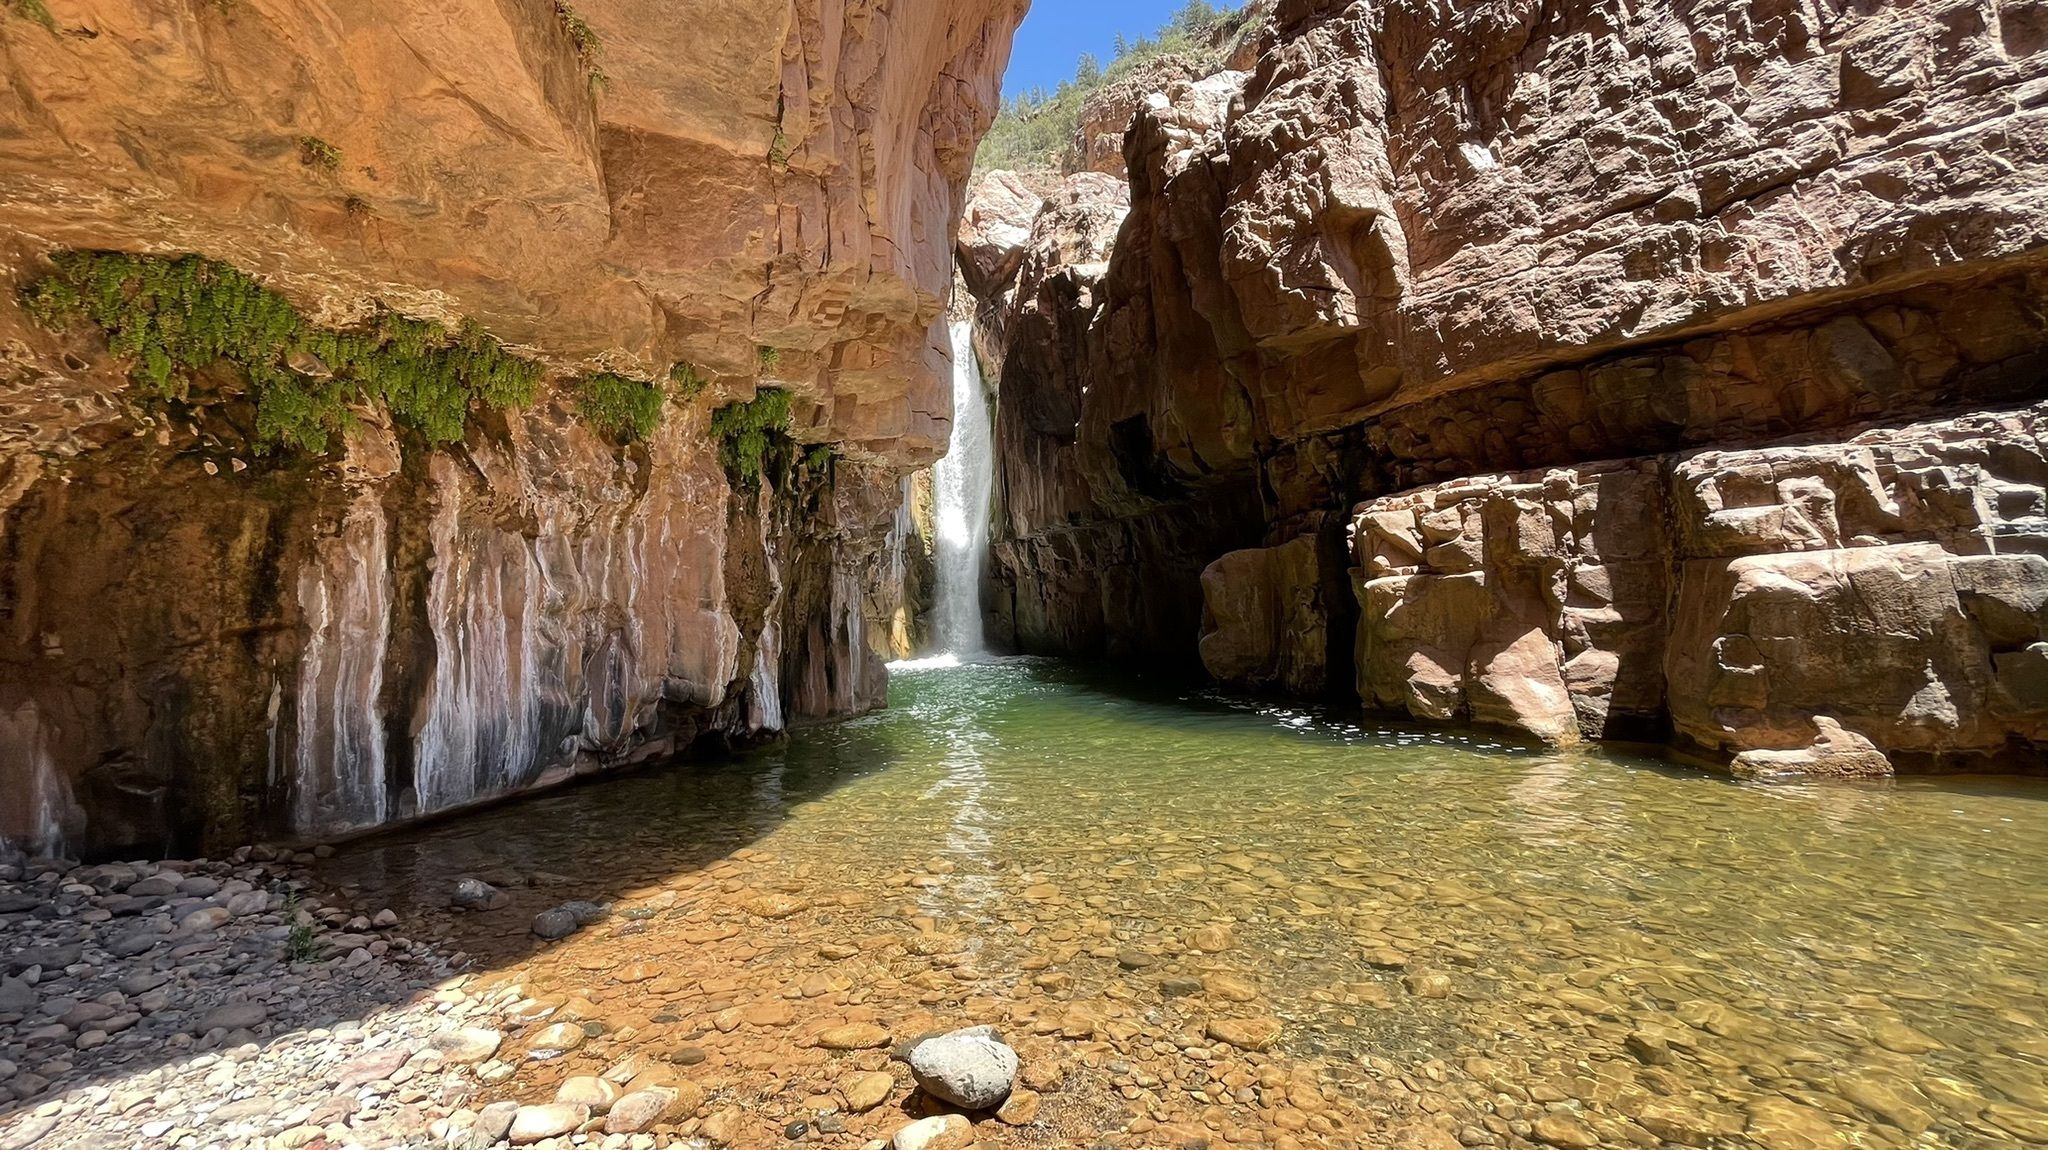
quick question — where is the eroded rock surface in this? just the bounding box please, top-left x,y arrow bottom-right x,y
1348,405 -> 2048,769
0,0 -> 1026,855
969,0 -> 2048,770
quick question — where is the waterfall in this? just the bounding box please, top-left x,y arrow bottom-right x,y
932,320 -> 994,655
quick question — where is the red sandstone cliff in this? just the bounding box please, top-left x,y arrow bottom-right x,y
971,0 -> 2048,773
0,0 -> 1026,856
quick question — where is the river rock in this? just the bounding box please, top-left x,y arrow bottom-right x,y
475,1101 -> 520,1144
527,1022 -> 587,1057
338,1047 -> 413,1089
7,945 -> 80,972
1202,973 -> 1259,1002
1624,1029 -> 1674,1065
605,1088 -> 678,1134
531,908 -> 580,940
1532,1113 -> 1600,1149
1206,1016 -> 1282,1052
996,1087 -> 1041,1125
1870,1021 -> 1944,1054
1636,1101 -> 1732,1147
892,1114 -> 974,1150
509,1103 -> 588,1145
820,1023 -> 893,1051
840,1071 -> 896,1112
1744,1097 -> 1842,1149
0,978 -> 35,1016
451,880 -> 509,912
556,1076 -> 621,1114
0,1115 -> 57,1149
1836,1073 -> 1934,1134
195,1002 -> 266,1033
429,1027 -> 503,1065
178,907 -> 231,933
906,1026 -> 1018,1110
1404,971 -> 1453,999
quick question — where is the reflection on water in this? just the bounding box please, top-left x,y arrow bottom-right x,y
328,658 -> 2048,1148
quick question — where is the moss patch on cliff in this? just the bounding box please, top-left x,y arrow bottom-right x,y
670,362 -> 708,402
711,388 -> 793,488
554,2 -> 607,90
298,136 -> 342,175
577,372 -> 667,442
21,251 -> 546,454
7,0 -> 54,30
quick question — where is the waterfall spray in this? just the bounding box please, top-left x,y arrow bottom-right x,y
932,321 -> 995,656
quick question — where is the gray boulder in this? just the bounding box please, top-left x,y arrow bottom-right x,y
531,908 -> 580,940
450,879 -> 509,912
906,1025 -> 1018,1111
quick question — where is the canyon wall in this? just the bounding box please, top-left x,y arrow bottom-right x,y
971,0 -> 2048,772
0,0 -> 1025,857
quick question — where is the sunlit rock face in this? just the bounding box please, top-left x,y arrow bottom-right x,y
968,0 -> 2048,770
0,0 -> 1025,856
1353,405 -> 2048,771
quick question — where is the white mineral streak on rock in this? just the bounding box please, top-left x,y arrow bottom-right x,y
293,492 -> 394,835
0,701 -> 70,856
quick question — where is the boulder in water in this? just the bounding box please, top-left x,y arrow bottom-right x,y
906,1025 -> 1018,1110
451,879 -> 509,912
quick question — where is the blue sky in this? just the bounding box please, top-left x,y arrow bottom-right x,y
1002,0 -> 1237,100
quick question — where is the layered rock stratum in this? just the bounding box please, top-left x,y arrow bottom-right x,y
0,0 -> 1025,856
971,0 -> 2048,773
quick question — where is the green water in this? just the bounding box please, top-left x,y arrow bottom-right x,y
335,658 -> 2048,1147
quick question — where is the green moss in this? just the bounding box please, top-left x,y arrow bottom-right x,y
578,372 -> 666,442
756,344 -> 781,372
710,387 -> 793,488
803,444 -> 834,477
7,0 -> 55,31
554,2 -> 607,90
21,251 -> 542,455
670,361 -> 708,402
298,136 -> 341,174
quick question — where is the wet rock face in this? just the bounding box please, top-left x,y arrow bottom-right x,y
969,0 -> 2048,769
0,0 -> 1027,856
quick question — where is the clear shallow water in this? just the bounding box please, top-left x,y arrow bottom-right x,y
329,659 -> 2048,1148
